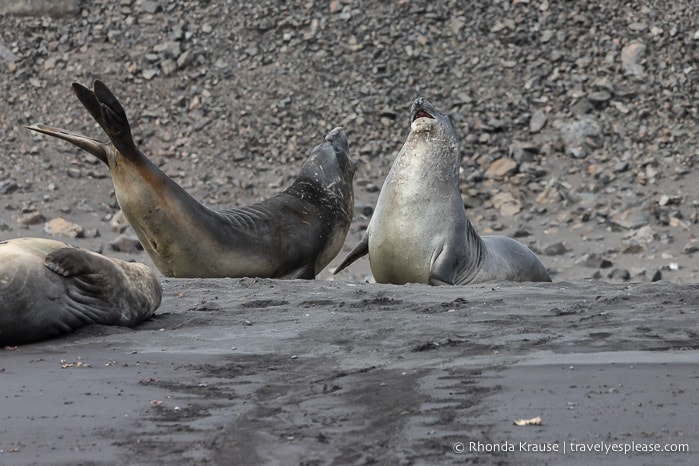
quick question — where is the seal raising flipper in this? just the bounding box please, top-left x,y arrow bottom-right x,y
28,81 -> 356,279
0,238 -> 161,346
334,97 -> 551,285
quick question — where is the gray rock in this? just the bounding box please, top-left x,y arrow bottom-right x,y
648,269 -> 662,282
683,242 -> 699,254
0,179 -> 18,195
570,98 -> 593,116
529,110 -> 547,133
143,68 -> 159,80
0,41 -> 19,64
177,50 -> 194,69
608,268 -> 631,280
543,242 -> 570,256
620,240 -> 645,254
160,59 -> 177,76
610,207 -> 650,230
559,115 -> 603,159
509,140 -> 541,163
16,211 -> 45,225
580,253 -> 613,269
621,42 -> 646,77
154,41 -> 181,59
108,233 -> 144,253
588,91 -> 612,109
139,1 -> 162,14
0,0 -> 80,17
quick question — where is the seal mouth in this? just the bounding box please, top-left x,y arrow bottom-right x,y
412,110 -> 434,122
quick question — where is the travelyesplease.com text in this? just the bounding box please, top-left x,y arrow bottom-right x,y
453,440 -> 689,455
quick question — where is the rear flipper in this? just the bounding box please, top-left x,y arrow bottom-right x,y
333,232 -> 369,275
25,124 -> 110,165
71,80 -> 140,159
26,80 -> 141,165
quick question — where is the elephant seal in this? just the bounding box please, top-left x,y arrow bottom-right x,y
334,97 -> 551,285
0,238 -> 161,346
27,80 -> 355,279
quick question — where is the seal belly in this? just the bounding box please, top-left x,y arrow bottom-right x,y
368,196 -> 435,284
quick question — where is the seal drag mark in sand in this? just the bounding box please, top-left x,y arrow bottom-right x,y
28,80 -> 356,279
335,97 -> 551,285
0,238 -> 161,346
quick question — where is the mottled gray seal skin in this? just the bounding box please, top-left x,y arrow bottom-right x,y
335,97 -> 551,285
0,238 -> 161,346
28,80 -> 355,279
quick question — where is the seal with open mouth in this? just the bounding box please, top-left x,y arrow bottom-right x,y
0,238 -> 161,346
28,81 -> 355,279
335,97 -> 551,285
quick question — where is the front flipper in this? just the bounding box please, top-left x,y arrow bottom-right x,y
289,263 -> 316,280
44,247 -> 119,293
428,245 -> 457,286
26,124 -> 110,165
333,232 -> 369,275
72,80 -> 140,159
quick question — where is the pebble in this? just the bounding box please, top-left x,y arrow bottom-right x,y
108,233 -> 144,253
0,179 -> 18,195
580,253 -> 613,269
588,90 -> 612,107
543,242 -> 569,256
0,0 -> 80,17
16,211 -> 45,225
529,110 -> 547,133
648,269 -> 662,282
559,115 -> 603,159
491,192 -> 522,217
109,211 -> 131,233
610,208 -> 650,230
44,217 -> 85,238
683,242 -> 699,254
143,69 -> 159,80
485,158 -> 518,179
621,42 -> 646,77
608,269 -> 631,280
139,1 -> 162,14
620,240 -> 645,254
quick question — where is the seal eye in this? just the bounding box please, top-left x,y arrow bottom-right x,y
413,110 -> 434,121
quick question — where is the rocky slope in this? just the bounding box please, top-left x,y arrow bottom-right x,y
1,0 -> 698,283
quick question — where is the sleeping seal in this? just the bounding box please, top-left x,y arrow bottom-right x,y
27,80 -> 355,279
334,97 -> 551,285
0,238 -> 161,346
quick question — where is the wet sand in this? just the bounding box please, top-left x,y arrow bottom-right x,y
1,278 -> 697,465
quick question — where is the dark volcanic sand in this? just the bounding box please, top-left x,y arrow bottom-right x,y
2,279 -> 698,465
